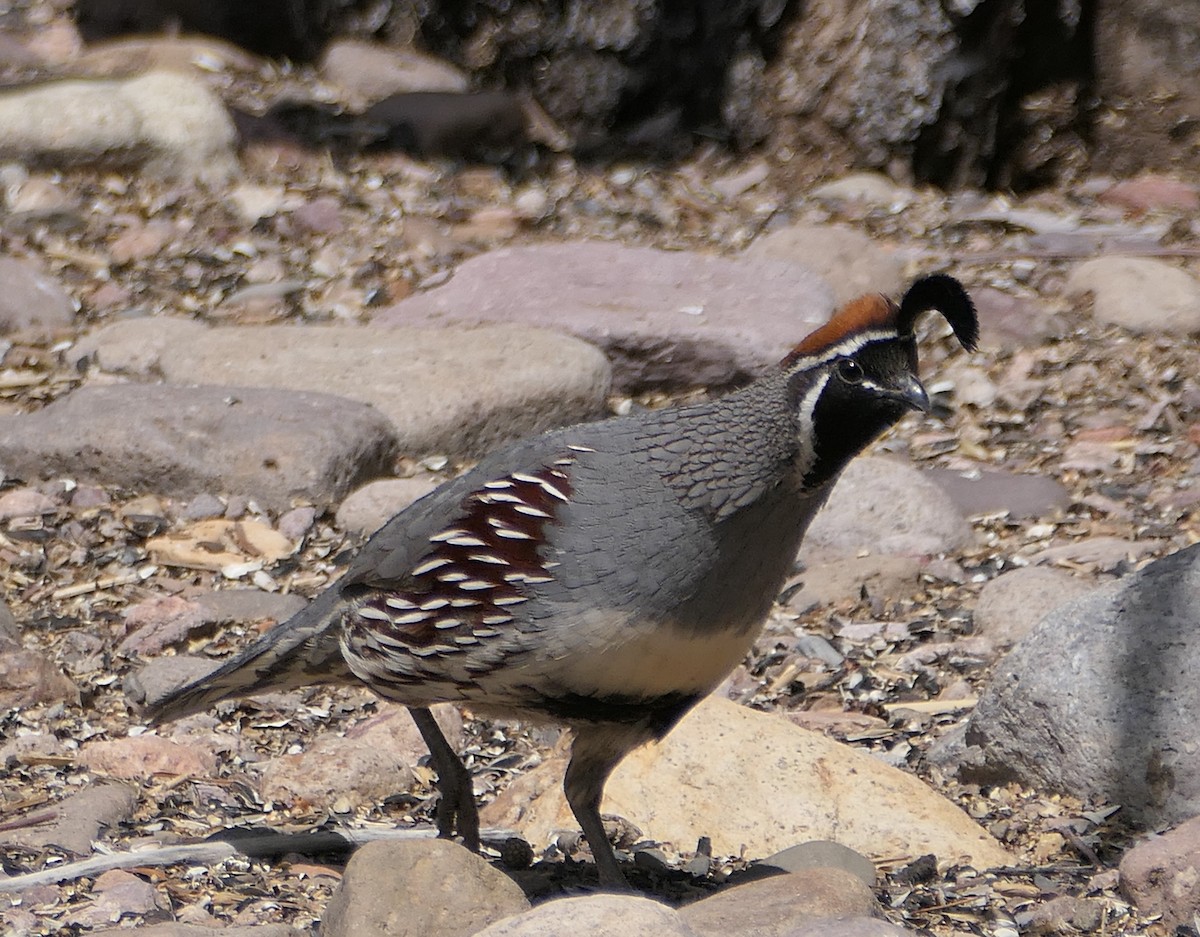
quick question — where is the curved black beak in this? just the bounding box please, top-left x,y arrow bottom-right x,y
897,374 -> 930,413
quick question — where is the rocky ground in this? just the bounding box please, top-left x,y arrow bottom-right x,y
1,9 -> 1200,937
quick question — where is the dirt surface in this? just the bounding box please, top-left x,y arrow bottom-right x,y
2,20 -> 1200,937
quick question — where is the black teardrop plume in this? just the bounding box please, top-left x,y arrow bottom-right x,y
896,274 -> 979,352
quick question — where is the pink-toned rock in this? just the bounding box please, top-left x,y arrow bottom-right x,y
926,467 -> 1070,520
0,486 -> 57,520
119,595 -> 206,655
119,590 -> 308,657
803,457 -> 974,560
81,734 -> 219,779
68,869 -> 164,927
973,567 -> 1095,649
971,287 -> 1063,351
335,476 -> 442,536
109,220 -> 176,264
0,648 -> 79,708
277,505 -> 318,540
290,196 -> 344,236
319,38 -> 468,104
1120,815 -> 1200,929
375,241 -> 834,390
1100,175 -> 1200,213
0,257 -> 75,334
259,704 -> 462,809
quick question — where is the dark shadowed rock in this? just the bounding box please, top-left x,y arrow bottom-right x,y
0,384 -> 398,512
761,841 -> 878,887
960,545 -> 1200,827
375,241 -> 834,390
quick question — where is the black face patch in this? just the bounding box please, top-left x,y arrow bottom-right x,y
797,338 -> 919,489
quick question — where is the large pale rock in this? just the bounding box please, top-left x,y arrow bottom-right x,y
480,697 -> 1011,869
321,839 -> 529,937
1066,256 -> 1200,334
0,383 -> 398,511
374,241 -> 835,390
475,895 -> 697,937
746,223 -> 906,305
961,544 -> 1200,826
0,71 -> 237,181
680,868 -> 877,937
74,319 -> 610,458
803,457 -> 974,560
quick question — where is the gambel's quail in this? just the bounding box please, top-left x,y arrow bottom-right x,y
143,273 -> 978,887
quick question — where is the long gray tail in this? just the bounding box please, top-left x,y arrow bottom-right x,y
134,588 -> 356,724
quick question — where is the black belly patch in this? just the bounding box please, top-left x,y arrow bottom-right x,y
532,690 -> 704,737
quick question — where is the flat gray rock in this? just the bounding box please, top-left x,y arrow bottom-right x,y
960,544 -> 1200,827
926,467 -> 1071,520
0,384 -> 398,512
373,241 -> 835,390
74,319 -> 610,458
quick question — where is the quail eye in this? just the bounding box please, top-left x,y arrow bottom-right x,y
837,359 -> 864,384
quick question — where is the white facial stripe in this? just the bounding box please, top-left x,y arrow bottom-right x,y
785,329 -> 897,373
794,371 -> 830,476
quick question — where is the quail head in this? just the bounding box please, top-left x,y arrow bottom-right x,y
142,273 -> 978,887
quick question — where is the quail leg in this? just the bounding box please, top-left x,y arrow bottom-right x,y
564,728 -> 638,889
409,706 -> 479,851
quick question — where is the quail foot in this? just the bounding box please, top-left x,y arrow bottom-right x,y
141,273 -> 978,888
